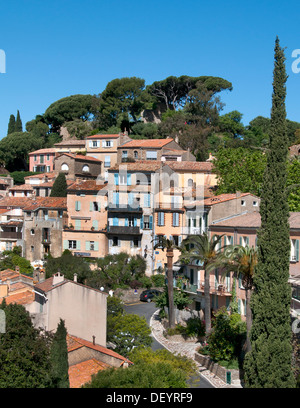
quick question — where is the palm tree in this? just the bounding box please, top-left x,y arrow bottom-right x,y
221,244 -> 258,352
180,232 -> 224,335
153,236 -> 179,328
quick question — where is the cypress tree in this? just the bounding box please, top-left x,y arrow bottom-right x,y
50,319 -> 70,388
7,114 -> 15,135
50,172 -> 68,197
15,110 -> 23,132
243,37 -> 296,388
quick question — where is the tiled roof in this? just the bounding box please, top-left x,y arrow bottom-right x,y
67,180 -> 107,192
0,197 -> 34,208
211,211 -> 300,230
54,139 -> 86,146
120,138 -> 174,148
86,134 -> 120,139
0,220 -> 23,226
165,161 -> 214,172
22,197 -> 67,211
35,276 -> 108,296
24,172 -> 56,180
1,290 -> 35,306
68,358 -> 111,388
9,184 -> 34,191
29,148 -> 56,155
67,335 -> 132,365
55,153 -> 102,163
109,160 -> 162,172
0,269 -> 20,281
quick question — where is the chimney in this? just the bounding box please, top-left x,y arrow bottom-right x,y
15,266 -> 20,274
73,273 -> 78,283
52,271 -> 64,286
92,335 -> 95,345
236,191 -> 241,198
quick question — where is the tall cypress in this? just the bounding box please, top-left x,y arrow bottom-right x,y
7,114 -> 15,135
243,38 -> 296,388
15,110 -> 23,132
50,319 -> 70,388
50,172 -> 68,197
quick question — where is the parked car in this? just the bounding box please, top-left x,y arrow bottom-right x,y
140,289 -> 161,303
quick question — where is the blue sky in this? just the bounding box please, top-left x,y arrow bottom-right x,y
0,0 -> 299,138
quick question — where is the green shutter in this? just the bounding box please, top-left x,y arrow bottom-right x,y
94,241 -> 99,251
85,241 -> 90,251
239,236 -> 242,245
90,202 -> 93,211
63,240 -> 68,250
296,240 -> 299,262
224,236 -> 227,247
76,240 -> 81,250
92,220 -> 98,230
75,220 -> 81,230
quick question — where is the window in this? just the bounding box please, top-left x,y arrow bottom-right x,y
143,215 -> 150,229
132,237 -> 140,247
5,242 -> 12,251
290,239 -> 299,262
47,154 -> 50,161
253,201 -> 258,207
104,155 -> 111,167
224,235 -> 233,246
112,236 -> 119,246
241,200 -> 246,206
146,151 -> 157,160
43,210 -> 48,220
31,246 -> 34,252
90,241 -> 95,251
82,164 -> 90,173
61,163 -> 69,171
119,173 -> 127,185
46,166 -> 50,172
188,178 -> 193,187
68,240 -> 77,249
157,212 -> 165,226
31,229 -> 35,235
172,212 -> 180,227
40,155 -> 44,164
75,201 -> 81,211
134,150 -> 138,159
106,140 -> 111,147
34,155 -> 37,161
172,235 -> 179,246
122,151 -> 128,159
92,140 -> 98,147
240,236 -> 249,247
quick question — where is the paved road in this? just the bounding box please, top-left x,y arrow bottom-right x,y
124,300 -> 215,388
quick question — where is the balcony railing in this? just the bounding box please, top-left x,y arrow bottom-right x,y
107,203 -> 142,213
173,277 -> 231,296
107,225 -> 141,235
0,231 -> 22,240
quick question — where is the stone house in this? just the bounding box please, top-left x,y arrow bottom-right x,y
53,153 -> 102,182
22,197 -> 68,262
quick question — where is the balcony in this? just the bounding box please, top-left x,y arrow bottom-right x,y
107,203 -> 142,213
107,225 -> 141,235
173,278 -> 231,296
0,231 -> 22,240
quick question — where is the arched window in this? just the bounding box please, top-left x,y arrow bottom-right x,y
188,178 -> 193,187
61,163 -> 69,172
134,150 -> 138,159
82,164 -> 90,173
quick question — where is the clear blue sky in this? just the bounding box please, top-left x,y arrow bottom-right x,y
0,0 -> 299,138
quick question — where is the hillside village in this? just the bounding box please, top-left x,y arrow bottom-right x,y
0,128 -> 300,387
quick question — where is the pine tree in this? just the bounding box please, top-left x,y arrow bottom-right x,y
15,110 -> 23,132
50,319 -> 70,388
50,172 -> 68,197
243,37 -> 296,388
7,114 -> 15,135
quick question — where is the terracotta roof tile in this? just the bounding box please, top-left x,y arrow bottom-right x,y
9,184 -> 34,191
120,138 -> 174,148
192,193 -> 252,207
67,180 -> 107,192
29,148 -> 56,155
69,358 -> 111,388
86,134 -> 120,139
166,161 -> 214,172
22,197 -> 67,211
24,172 -> 56,180
55,153 -> 102,163
1,290 -> 35,305
0,197 -> 34,208
109,160 -> 162,172
54,139 -> 86,146
67,335 -> 132,365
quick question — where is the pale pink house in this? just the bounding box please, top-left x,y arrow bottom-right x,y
29,148 -> 56,173
63,180 -> 108,258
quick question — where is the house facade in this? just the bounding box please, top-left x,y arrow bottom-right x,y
29,148 -> 57,173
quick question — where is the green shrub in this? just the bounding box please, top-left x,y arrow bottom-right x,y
185,317 -> 205,338
151,274 -> 165,288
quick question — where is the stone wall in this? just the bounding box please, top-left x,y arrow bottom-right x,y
195,352 -> 241,385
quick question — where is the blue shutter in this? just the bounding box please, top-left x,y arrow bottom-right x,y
76,240 -> 81,250
127,173 -> 131,186
125,217 -> 128,227
75,220 -> 81,230
128,193 -> 133,206
149,215 -> 153,230
113,217 -> 119,226
114,173 -> 119,185
85,241 -> 90,251
134,217 -> 137,227
140,215 -> 144,229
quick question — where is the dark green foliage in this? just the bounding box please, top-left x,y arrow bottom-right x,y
213,147 -> 267,196
50,172 -> 68,197
0,247 -> 33,275
154,286 -> 192,314
107,313 -> 152,356
44,94 -> 98,133
15,110 -> 23,132
10,171 -> 42,185
84,347 -> 196,388
243,38 -> 296,388
206,308 -> 246,363
49,319 -> 69,388
7,114 -> 15,135
45,250 -> 90,283
151,273 -> 165,287
0,302 -> 52,388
